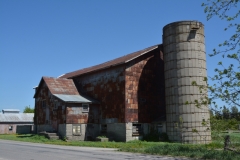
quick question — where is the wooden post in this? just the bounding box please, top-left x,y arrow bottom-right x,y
224,135 -> 231,151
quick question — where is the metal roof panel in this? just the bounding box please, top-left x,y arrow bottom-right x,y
0,113 -> 34,122
53,94 -> 92,103
43,77 -> 79,95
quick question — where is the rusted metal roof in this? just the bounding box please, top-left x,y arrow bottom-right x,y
34,77 -> 79,98
43,77 -> 79,95
60,44 -> 160,78
53,94 -> 92,103
0,113 -> 34,122
34,77 -> 98,103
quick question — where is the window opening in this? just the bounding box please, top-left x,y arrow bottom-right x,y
132,123 -> 142,136
101,124 -> 107,133
9,126 -> 13,131
157,124 -> 163,133
73,125 -> 81,136
82,104 -> 89,112
42,100 -> 46,108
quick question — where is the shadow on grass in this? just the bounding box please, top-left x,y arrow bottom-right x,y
16,134 -> 35,138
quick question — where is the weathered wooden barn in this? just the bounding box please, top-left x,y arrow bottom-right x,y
34,44 -> 166,141
34,21 -> 212,143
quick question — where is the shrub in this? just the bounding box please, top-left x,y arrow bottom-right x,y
143,131 -> 169,142
211,117 -> 240,131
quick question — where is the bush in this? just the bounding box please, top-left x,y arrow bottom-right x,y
211,117 -> 240,131
143,131 -> 169,142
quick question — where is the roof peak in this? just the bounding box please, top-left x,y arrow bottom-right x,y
34,76 -> 80,98
60,44 -> 161,78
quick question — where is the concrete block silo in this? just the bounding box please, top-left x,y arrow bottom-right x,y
163,21 -> 211,143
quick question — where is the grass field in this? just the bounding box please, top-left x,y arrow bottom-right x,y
211,131 -> 240,149
0,133 -> 240,160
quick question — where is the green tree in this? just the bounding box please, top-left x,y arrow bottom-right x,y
200,1 -> 240,150
23,106 -> 34,113
201,0 -> 240,111
186,0 -> 239,122
231,105 -> 239,119
222,106 -> 230,119
209,109 -> 214,117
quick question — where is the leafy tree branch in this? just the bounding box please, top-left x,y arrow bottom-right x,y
202,0 -> 240,110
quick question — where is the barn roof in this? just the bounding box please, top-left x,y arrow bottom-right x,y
0,113 -> 34,123
43,77 -> 79,95
53,94 -> 92,103
60,44 -> 160,78
34,77 -> 97,103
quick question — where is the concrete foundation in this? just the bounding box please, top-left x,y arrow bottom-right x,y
64,124 -> 100,141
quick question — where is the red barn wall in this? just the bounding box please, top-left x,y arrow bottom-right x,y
73,65 -> 126,123
125,48 -> 165,123
66,104 -> 99,124
73,47 -> 165,124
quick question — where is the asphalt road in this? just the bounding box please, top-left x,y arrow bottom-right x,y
0,139 -> 189,160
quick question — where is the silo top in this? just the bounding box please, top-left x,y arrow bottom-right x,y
163,20 -> 204,31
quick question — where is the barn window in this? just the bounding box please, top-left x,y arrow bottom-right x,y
101,124 -> 107,133
9,126 -> 13,131
42,100 -> 46,108
132,123 -> 143,136
82,104 -> 89,112
72,125 -> 81,136
53,103 -> 58,110
157,124 -> 163,133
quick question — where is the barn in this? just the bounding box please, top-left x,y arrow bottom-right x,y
34,21 -> 211,143
0,109 -> 34,134
34,44 -> 165,141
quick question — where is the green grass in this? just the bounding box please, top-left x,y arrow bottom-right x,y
143,144 -> 239,160
0,133 -> 240,160
0,134 -> 155,148
211,131 -> 240,151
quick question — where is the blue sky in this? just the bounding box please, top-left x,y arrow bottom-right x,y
0,0 -> 238,112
